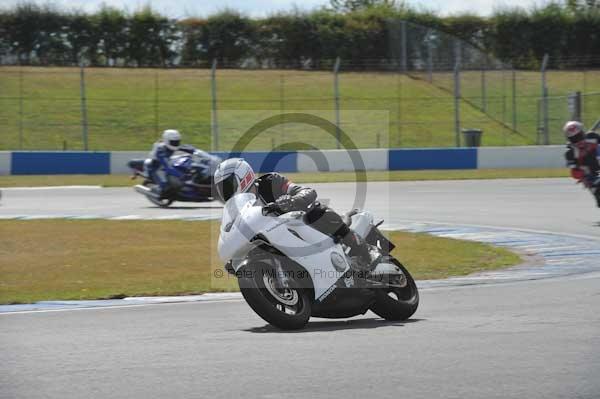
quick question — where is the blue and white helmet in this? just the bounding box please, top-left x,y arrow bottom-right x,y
213,158 -> 256,203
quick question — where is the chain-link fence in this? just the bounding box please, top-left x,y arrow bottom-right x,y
1,21 -> 599,151
391,20 -> 600,147
540,92 -> 600,144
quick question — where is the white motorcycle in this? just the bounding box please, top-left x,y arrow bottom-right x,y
218,193 -> 419,330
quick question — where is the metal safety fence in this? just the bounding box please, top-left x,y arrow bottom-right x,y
0,22 -> 599,151
539,92 -> 600,144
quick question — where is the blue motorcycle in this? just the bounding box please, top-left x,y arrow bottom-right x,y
128,151 -> 221,207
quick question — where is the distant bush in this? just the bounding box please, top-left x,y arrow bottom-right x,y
491,4 -> 600,68
0,1 -> 598,68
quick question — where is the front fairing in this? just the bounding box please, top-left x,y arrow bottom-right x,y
218,193 -> 261,263
172,155 -> 192,172
221,193 -> 256,232
191,151 -> 222,177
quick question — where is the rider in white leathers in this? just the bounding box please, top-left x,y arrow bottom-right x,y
213,158 -> 372,269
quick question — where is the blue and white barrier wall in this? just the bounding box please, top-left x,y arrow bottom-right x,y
477,146 -> 566,169
0,146 -> 566,175
0,151 -> 10,176
297,149 -> 388,172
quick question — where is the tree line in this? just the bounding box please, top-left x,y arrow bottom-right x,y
0,1 -> 599,69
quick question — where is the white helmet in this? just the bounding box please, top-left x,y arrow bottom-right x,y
162,129 -> 181,151
563,121 -> 585,143
213,158 -> 256,203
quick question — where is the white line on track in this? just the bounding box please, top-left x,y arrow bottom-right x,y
1,185 -> 103,190
5,273 -> 600,316
391,218 -> 600,242
0,297 -> 245,316
0,214 -> 220,221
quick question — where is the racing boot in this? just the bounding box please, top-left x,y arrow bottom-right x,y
343,231 -> 378,272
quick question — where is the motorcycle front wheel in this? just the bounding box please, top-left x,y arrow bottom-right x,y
238,263 -> 312,330
143,181 -> 173,208
146,195 -> 173,208
369,257 -> 419,321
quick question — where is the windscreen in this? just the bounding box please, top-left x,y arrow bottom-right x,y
221,192 -> 257,232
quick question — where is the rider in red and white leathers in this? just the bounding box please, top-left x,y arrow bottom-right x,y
564,121 -> 600,207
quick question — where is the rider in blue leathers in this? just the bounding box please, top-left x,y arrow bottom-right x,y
145,129 -> 211,198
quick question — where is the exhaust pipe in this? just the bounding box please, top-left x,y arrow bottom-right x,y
367,262 -> 407,288
134,184 -> 160,199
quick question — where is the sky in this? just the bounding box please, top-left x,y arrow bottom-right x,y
0,0 -> 548,17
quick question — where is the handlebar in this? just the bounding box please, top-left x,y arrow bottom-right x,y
262,203 -> 281,216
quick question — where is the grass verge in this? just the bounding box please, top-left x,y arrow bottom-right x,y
0,219 -> 521,304
0,168 -> 568,188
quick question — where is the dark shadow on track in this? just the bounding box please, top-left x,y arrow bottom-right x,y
145,206 -> 223,210
244,318 -> 424,333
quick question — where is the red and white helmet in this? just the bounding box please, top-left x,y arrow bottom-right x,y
563,121 -> 585,143
213,158 -> 256,203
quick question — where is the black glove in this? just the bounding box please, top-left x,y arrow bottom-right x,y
274,194 -> 296,214
262,202 -> 281,216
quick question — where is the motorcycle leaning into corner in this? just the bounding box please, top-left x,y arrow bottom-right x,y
128,150 -> 221,207
218,193 -> 419,330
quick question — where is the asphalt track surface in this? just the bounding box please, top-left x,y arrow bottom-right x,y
1,179 -> 600,399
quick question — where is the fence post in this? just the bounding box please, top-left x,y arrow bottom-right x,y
453,41 -> 462,147
154,69 -> 159,137
18,66 -> 24,150
481,58 -> 487,112
279,74 -> 285,144
454,39 -> 462,70
79,64 -> 89,151
568,91 -> 582,121
535,98 -> 544,145
210,59 -> 219,152
582,71 -> 588,119
454,59 -> 461,148
426,35 -> 433,83
401,20 -> 408,73
397,67 -> 403,147
502,68 -> 507,124
541,54 -> 550,145
511,66 -> 517,131
333,57 -> 341,149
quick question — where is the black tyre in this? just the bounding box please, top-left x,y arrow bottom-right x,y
238,263 -> 311,330
143,182 -> 173,208
370,258 -> 419,321
146,195 -> 173,208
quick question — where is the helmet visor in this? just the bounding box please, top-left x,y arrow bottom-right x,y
567,132 -> 584,144
216,174 -> 238,203
169,139 -> 181,148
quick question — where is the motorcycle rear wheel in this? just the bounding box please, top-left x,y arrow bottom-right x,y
238,263 -> 311,330
369,258 -> 419,321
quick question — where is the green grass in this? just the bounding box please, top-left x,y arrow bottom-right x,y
2,67 -> 597,151
424,70 -> 600,145
0,219 -> 521,304
0,168 -> 569,188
